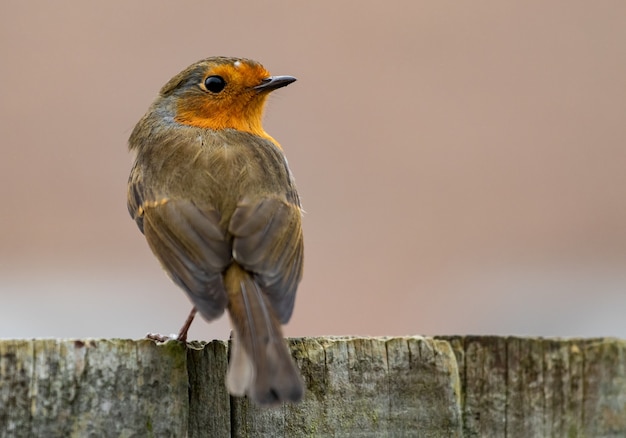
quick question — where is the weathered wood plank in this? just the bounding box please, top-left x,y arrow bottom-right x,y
454,336 -> 508,437
542,339 -> 584,436
581,339 -> 626,436
441,336 -> 626,438
187,340 -> 230,438
230,337 -> 462,437
0,339 -> 188,437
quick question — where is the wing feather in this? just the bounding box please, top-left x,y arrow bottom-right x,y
229,197 -> 304,323
135,194 -> 231,321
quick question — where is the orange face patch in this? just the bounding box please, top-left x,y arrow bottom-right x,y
173,59 -> 277,144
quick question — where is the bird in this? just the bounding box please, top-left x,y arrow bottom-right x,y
127,56 -> 304,405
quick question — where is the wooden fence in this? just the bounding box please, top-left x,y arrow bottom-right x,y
1,336 -> 625,437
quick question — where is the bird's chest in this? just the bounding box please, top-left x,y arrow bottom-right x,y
147,133 -> 286,214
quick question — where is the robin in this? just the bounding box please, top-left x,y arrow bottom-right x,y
127,56 -> 304,405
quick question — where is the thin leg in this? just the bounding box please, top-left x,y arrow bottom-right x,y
176,307 -> 198,343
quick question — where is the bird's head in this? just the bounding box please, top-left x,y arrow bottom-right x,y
158,57 -> 296,142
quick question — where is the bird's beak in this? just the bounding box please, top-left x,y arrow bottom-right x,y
254,75 -> 297,92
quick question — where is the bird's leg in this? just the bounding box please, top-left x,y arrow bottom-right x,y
176,307 -> 198,343
146,307 -> 198,343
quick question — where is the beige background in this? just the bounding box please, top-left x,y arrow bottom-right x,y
1,1 -> 625,340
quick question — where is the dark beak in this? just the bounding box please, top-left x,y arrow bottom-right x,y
254,75 -> 297,92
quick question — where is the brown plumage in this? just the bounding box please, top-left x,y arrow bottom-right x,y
127,57 -> 304,405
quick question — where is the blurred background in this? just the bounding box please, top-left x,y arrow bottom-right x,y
1,1 -> 625,341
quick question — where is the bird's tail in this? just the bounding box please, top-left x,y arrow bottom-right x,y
224,263 -> 304,405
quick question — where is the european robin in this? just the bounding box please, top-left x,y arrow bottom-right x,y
127,56 -> 304,405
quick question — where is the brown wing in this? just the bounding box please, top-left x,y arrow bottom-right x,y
129,181 -> 231,320
228,197 -> 304,323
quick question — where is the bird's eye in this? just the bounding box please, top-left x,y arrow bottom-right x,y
204,75 -> 226,93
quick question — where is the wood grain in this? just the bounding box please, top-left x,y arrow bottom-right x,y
1,336 -> 625,437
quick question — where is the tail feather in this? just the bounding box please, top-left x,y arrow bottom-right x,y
225,264 -> 304,405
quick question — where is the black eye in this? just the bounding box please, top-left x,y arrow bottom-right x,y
204,75 -> 226,93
